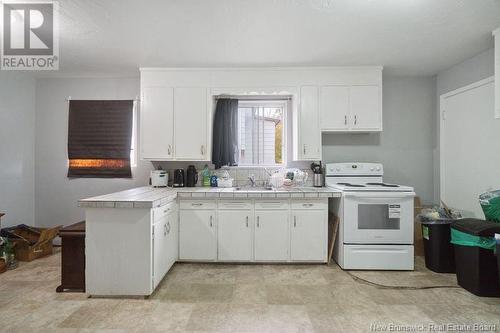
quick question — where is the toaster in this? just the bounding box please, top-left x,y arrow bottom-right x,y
151,170 -> 168,187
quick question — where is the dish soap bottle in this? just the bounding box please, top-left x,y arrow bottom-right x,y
202,164 -> 211,187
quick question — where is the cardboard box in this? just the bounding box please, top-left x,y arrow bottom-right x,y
1,224 -> 60,262
414,197 -> 424,256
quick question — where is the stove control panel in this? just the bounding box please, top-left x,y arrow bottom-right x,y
325,163 -> 383,176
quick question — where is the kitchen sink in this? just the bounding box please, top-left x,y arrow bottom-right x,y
233,187 -> 274,191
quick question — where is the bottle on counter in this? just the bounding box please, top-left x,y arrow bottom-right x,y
202,164 -> 211,187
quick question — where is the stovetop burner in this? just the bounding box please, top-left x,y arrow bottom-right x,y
365,183 -> 400,187
336,183 -> 366,188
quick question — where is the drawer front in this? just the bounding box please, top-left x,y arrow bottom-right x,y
153,201 -> 177,222
255,200 -> 289,210
179,200 -> 216,210
291,199 -> 327,210
218,200 -> 253,210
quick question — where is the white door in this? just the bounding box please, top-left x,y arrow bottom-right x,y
350,85 -> 381,131
342,192 -> 414,244
290,210 -> 327,261
141,86 -> 174,159
254,211 -> 289,261
153,217 -> 168,288
166,209 -> 178,268
299,86 -> 321,160
441,79 -> 500,217
179,210 -> 216,260
174,87 -> 208,160
218,211 -> 253,261
320,86 -> 350,131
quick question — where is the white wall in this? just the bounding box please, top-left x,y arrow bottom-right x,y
435,48 -> 495,202
0,73 -> 36,227
322,76 -> 436,204
35,78 -> 153,228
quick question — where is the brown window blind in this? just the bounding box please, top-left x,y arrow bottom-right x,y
67,100 -> 134,178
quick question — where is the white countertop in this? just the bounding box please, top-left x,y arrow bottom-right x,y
79,186 -> 341,208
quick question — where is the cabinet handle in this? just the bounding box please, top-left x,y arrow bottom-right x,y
344,115 -> 347,125
168,144 -> 172,155
303,145 -> 306,155
192,203 -> 203,207
164,223 -> 167,236
163,208 -> 170,214
257,216 -> 260,228
294,216 -> 297,228
354,115 -> 358,125
246,216 -> 249,227
302,203 -> 313,207
210,216 -> 213,227
201,145 -> 205,155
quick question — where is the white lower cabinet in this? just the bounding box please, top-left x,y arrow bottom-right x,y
218,210 -> 254,261
153,216 -> 168,288
178,198 -> 328,263
153,205 -> 178,288
254,210 -> 289,261
291,208 -> 328,262
179,209 -> 217,261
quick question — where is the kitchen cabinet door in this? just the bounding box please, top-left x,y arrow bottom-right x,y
254,211 -> 289,261
350,85 -> 382,131
179,210 -> 216,261
166,209 -> 178,269
320,86 -> 350,131
174,87 -> 208,160
290,210 -> 327,262
298,86 -> 321,160
217,211 -> 253,261
153,217 -> 168,288
141,86 -> 174,160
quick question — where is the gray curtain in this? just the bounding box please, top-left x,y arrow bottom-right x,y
212,98 -> 239,169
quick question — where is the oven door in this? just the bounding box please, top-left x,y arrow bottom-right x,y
343,192 -> 414,244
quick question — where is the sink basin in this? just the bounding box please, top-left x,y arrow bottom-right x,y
233,187 -> 274,191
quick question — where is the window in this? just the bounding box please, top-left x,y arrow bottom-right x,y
237,100 -> 285,166
67,100 -> 134,178
130,102 -> 137,167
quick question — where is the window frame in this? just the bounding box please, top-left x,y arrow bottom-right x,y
236,99 -> 287,167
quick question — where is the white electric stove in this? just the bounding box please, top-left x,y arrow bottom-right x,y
326,163 -> 415,270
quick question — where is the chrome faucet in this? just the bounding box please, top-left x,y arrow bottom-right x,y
248,174 -> 256,187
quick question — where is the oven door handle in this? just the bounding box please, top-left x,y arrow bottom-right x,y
343,192 -> 415,199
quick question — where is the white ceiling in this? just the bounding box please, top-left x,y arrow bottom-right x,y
53,0 -> 500,76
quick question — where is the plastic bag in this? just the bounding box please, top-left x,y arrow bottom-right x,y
479,190 -> 500,222
451,229 -> 496,251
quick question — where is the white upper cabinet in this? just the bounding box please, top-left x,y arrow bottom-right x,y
141,67 -> 382,161
297,86 -> 321,160
495,28 -> 500,118
174,87 -> 208,160
320,86 -> 350,131
141,87 -> 174,159
320,85 -> 382,132
350,85 -> 382,131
